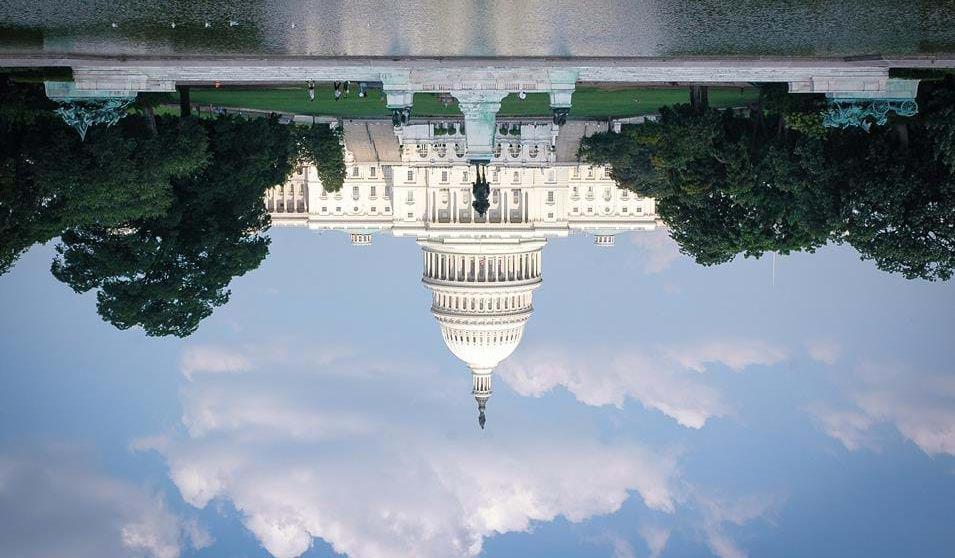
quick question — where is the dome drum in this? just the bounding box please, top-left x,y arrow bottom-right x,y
422,248 -> 544,285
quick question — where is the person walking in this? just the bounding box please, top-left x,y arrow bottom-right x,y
307,80 -> 315,101
333,81 -> 342,101
343,81 -> 350,98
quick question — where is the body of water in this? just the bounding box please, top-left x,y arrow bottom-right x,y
2,0 -> 955,57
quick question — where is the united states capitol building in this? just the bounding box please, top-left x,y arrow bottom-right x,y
265,119 -> 659,427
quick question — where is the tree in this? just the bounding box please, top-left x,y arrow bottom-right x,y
835,109 -> 955,281
582,103 -> 840,265
0,79 -> 208,275
294,124 -> 346,192
578,82 -> 955,280
52,114 -> 295,336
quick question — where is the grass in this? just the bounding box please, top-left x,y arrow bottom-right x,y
173,85 -> 759,119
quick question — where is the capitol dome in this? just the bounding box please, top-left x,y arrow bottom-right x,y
420,238 -> 544,428
436,311 -> 531,375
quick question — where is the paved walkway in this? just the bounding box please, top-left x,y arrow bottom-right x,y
4,54 -> 954,95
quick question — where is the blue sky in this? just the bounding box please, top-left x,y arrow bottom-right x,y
1,227 -> 953,558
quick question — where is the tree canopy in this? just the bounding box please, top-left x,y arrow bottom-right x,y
0,79 -> 208,274
51,114 -> 295,336
294,123 -> 346,192
1,78 -> 350,337
579,79 -> 955,280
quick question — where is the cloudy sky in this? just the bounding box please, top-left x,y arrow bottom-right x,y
1,226 -> 953,558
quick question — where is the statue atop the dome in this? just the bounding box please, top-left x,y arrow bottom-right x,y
477,398 -> 487,430
471,162 -> 490,216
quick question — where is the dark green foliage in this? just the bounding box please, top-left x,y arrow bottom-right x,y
294,124 -> 346,192
51,115 -> 294,336
0,79 -> 208,275
579,81 -> 955,281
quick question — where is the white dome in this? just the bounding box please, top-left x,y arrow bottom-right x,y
436,313 -> 529,375
419,239 -> 544,428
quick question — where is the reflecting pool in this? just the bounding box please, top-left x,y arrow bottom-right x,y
2,0 -> 955,56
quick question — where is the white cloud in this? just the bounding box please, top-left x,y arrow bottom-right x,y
0,449 -> 209,558
139,350 -> 681,558
810,360 -> 955,457
630,229 -> 684,274
808,405 -> 879,452
639,524 -> 671,558
666,341 -> 787,374
806,340 -> 841,365
591,531 -> 636,558
180,345 -> 252,381
498,339 -> 787,429
692,491 -> 781,558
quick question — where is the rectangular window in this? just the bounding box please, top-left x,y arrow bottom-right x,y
352,186 -> 359,197
407,170 -> 415,182
492,171 -> 499,182
463,171 -> 469,182
352,166 -> 360,178
513,171 -> 520,183
441,170 -> 448,183
547,191 -> 555,203
406,191 -> 414,202
385,186 -> 392,198
370,166 -> 377,177
370,186 -> 377,197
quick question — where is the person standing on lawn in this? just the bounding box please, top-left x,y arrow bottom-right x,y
307,80 -> 315,101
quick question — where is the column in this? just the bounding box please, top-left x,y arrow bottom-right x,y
502,188 -> 508,223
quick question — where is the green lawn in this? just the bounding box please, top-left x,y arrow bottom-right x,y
173,85 -> 758,119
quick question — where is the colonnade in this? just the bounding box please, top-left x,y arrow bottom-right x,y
266,182 -> 307,213
444,327 -> 524,346
427,187 -> 528,224
432,291 -> 532,313
423,250 -> 541,282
